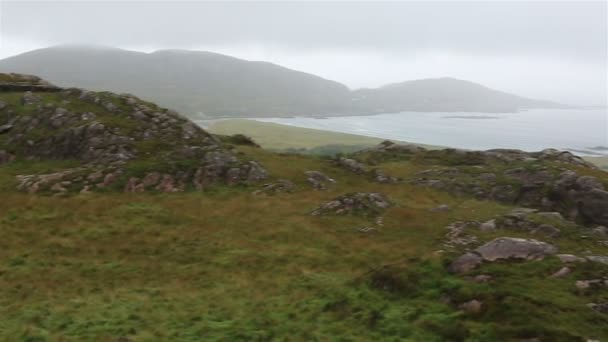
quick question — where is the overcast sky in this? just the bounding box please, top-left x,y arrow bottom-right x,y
0,1 -> 606,105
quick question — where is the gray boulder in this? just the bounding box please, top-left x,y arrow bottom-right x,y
449,237 -> 557,274
475,237 -> 557,261
0,150 -> 14,164
311,192 -> 392,216
0,124 -> 12,134
448,253 -> 482,274
336,157 -> 366,174
588,303 -> 608,314
304,171 -> 335,190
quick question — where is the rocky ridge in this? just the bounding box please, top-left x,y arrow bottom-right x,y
0,73 -> 267,193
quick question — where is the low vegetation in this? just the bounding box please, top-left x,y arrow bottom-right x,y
2,75 -> 608,341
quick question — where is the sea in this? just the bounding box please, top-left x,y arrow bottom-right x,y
254,109 -> 608,156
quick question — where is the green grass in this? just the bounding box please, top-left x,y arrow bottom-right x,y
208,119 -> 401,151
1,146 -> 608,340
585,156 -> 608,170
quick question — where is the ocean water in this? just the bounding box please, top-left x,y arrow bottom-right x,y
256,109 -> 608,155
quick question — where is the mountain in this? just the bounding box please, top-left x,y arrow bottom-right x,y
0,45 -> 352,118
2,73 -> 608,340
0,45 -> 566,119
352,77 -> 564,113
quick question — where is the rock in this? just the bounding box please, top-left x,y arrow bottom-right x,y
0,150 -> 14,164
141,172 -> 161,188
124,177 -> 144,193
576,176 -> 605,191
585,255 -> 608,265
253,179 -> 295,195
475,237 -> 557,262
97,171 -> 121,188
592,226 -> 608,237
550,267 -> 571,278
181,122 -> 198,139
448,253 -> 482,274
132,111 -> 147,120
244,161 -> 268,183
473,274 -> 493,283
552,171 -> 608,226
311,192 -> 392,216
430,204 -> 451,212
102,102 -> 117,112
444,221 -> 478,248
371,169 -> 399,183
16,169 -> 81,193
577,189 -> 608,226
358,226 -> 377,233
50,182 -> 67,192
0,100 -> 6,110
459,299 -> 483,313
0,124 -> 12,134
557,254 -> 587,263
532,224 -> 560,238
225,168 -> 242,185
449,237 -> 557,274
2,74 -> 268,194
490,184 -> 517,203
155,174 -> 179,192
304,171 -> 335,190
587,302 -> 608,314
576,279 -> 607,290
479,219 -> 497,231
336,157 -> 366,174
21,91 -> 41,105
537,212 -> 565,221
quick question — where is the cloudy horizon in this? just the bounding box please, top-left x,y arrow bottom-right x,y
0,1 -> 606,106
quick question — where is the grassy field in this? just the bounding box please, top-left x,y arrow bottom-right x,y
585,156 -> 608,170
2,146 -> 608,341
209,120 -> 608,171
207,119 -> 400,152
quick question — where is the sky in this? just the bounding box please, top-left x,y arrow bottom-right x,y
0,1 -> 606,106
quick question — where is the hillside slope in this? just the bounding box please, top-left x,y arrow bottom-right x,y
0,46 -> 566,119
0,73 -> 267,193
353,77 -> 564,113
0,46 -> 352,118
1,74 -> 608,340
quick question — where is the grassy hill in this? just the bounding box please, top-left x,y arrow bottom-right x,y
207,119 -> 399,154
2,74 -> 608,341
0,46 -> 566,119
585,156 -> 608,171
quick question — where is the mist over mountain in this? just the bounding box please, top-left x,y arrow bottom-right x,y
0,45 -> 565,118
352,78 -> 563,114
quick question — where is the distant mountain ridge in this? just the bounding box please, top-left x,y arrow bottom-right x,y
0,45 -> 566,119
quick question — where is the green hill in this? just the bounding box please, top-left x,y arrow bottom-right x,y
0,46 -> 566,119
1,74 -> 608,341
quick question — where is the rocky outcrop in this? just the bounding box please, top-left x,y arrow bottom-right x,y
0,150 -> 14,164
475,237 -> 557,261
549,171 -> 608,226
449,237 -> 558,274
311,192 -> 392,216
0,73 -> 267,193
304,171 -> 335,190
412,162 -> 608,226
252,179 -> 295,195
444,221 -> 479,248
371,168 -> 400,183
335,157 -> 366,174
483,208 -> 565,238
587,302 -> 608,314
